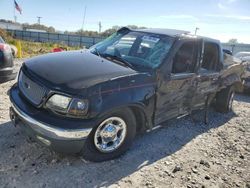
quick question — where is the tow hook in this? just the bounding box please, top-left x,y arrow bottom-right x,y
9,107 -> 19,126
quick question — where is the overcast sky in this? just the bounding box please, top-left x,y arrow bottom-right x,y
1,0 -> 250,43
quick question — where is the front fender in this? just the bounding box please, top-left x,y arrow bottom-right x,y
87,73 -> 157,129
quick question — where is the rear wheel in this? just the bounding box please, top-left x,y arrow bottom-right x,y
215,86 -> 235,113
81,108 -> 136,162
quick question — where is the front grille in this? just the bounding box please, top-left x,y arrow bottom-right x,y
19,70 -> 48,105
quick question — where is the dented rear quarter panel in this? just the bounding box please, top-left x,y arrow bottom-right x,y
219,54 -> 245,90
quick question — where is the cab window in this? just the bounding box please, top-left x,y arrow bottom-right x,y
201,42 -> 219,71
172,41 -> 197,74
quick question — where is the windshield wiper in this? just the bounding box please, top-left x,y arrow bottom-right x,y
102,54 -> 134,69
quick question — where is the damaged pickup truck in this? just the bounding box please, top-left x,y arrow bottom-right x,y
9,27 -> 244,162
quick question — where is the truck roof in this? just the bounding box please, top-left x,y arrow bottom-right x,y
128,27 -> 220,43
135,28 -> 190,36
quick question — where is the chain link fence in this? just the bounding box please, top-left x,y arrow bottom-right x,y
7,29 -> 104,48
6,29 -> 250,54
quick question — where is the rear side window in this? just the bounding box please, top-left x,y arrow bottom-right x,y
172,41 -> 197,74
201,42 -> 219,71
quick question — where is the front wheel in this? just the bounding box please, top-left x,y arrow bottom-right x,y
81,108 -> 136,162
215,86 -> 235,113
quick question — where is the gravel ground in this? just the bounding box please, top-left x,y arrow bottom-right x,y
0,59 -> 249,188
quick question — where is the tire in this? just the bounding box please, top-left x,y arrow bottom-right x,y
81,108 -> 136,162
215,86 -> 235,113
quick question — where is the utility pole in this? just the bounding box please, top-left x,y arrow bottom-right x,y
98,21 -> 102,33
37,16 -> 42,25
13,1 -> 16,23
194,27 -> 199,35
81,6 -> 87,32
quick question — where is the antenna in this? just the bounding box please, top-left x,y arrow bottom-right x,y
98,21 -> 102,33
81,6 -> 87,32
194,27 -> 199,35
37,16 -> 42,25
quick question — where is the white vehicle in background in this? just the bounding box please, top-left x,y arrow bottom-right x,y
234,52 -> 250,93
235,52 -> 250,60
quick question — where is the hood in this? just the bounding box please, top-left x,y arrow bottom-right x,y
24,50 -> 137,92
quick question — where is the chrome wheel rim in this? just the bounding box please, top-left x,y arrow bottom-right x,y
94,117 -> 127,153
229,91 -> 235,110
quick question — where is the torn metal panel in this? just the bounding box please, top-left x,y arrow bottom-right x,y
155,73 -> 196,124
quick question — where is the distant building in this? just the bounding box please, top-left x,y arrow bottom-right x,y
0,21 -> 23,30
25,28 -> 47,33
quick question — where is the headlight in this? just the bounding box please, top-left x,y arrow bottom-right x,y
46,94 -> 72,113
46,94 -> 88,118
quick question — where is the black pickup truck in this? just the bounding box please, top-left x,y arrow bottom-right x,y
9,27 -> 244,162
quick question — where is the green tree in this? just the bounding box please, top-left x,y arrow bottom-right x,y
22,23 -> 56,33
228,38 -> 238,44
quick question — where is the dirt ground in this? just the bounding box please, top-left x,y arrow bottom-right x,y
0,59 -> 249,188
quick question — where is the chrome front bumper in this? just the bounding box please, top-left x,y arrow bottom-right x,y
10,101 -> 93,140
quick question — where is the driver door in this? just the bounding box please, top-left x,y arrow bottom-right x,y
155,39 -> 199,124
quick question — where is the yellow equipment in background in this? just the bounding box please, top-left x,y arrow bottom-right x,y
16,40 -> 22,58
